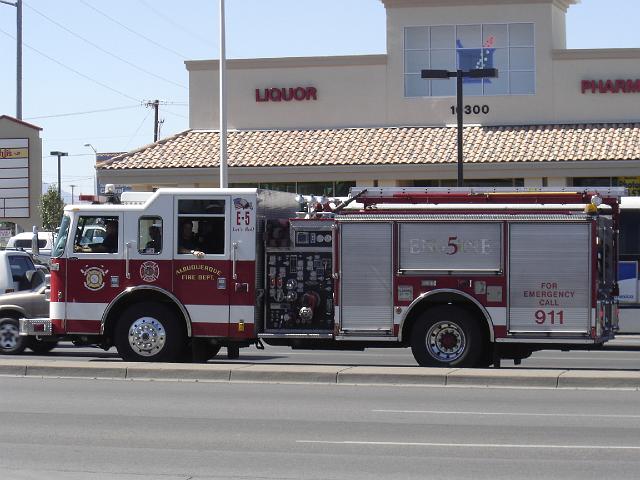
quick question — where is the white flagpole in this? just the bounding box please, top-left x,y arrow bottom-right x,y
219,0 -> 228,188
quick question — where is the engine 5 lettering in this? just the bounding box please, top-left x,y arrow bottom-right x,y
408,237 -> 494,256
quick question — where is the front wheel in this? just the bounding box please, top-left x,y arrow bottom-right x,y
0,318 -> 27,355
410,305 -> 485,368
28,339 -> 59,354
115,303 -> 186,362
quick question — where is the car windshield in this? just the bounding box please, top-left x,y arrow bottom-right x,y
52,215 -> 71,258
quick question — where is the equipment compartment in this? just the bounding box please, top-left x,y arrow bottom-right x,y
265,251 -> 334,331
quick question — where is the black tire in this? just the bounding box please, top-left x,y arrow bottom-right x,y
28,339 -> 59,354
0,317 -> 27,355
410,305 -> 485,368
190,339 -> 222,363
115,302 -> 186,362
227,345 -> 240,359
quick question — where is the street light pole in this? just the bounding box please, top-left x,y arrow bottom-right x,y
69,184 -> 76,204
84,143 -> 98,195
422,68 -> 498,187
50,151 -> 68,200
0,0 -> 22,119
219,0 -> 228,188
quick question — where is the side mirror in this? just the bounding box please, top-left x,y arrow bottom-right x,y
25,269 -> 35,283
30,269 -> 46,290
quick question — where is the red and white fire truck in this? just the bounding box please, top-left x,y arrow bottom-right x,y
20,186 -> 623,367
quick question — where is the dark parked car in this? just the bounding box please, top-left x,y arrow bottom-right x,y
0,269 -> 58,354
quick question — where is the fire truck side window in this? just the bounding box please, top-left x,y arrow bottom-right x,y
177,199 -> 226,255
139,217 -> 163,254
74,216 -> 119,253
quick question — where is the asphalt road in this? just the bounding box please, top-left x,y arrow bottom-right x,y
6,335 -> 640,370
1,376 -> 639,479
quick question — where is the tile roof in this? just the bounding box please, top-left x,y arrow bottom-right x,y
97,123 -> 640,170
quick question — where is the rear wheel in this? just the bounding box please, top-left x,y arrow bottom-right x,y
0,317 -> 27,355
410,305 -> 485,368
115,303 -> 186,362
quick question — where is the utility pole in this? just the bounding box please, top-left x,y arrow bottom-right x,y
69,184 -> 76,204
144,99 -> 165,142
0,0 -> 21,119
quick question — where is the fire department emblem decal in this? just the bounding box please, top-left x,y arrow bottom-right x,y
81,266 -> 108,291
233,197 -> 253,210
140,261 -> 160,283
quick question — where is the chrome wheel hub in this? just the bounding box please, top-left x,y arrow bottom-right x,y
426,321 -> 466,362
128,317 -> 166,357
0,322 -> 19,350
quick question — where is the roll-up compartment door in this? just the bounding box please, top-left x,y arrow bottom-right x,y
339,223 -> 393,333
508,223 -> 591,334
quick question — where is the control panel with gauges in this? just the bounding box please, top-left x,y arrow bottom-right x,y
265,220 -> 334,332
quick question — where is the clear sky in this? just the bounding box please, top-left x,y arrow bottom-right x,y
1,0 -> 639,201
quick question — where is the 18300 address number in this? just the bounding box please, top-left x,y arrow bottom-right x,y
451,105 -> 490,115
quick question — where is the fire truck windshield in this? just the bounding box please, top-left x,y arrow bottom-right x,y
52,215 -> 71,258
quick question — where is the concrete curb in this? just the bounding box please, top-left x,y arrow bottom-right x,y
1,359 -> 639,389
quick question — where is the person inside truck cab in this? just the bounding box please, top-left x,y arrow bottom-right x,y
178,220 -> 204,257
145,225 -> 162,253
90,220 -> 118,253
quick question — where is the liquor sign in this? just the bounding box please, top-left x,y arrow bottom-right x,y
581,79 -> 640,94
0,138 -> 29,218
255,86 -> 318,103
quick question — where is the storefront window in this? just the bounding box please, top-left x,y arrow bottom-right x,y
229,181 -> 356,197
571,177 -> 616,187
412,179 -> 523,187
404,23 -> 535,97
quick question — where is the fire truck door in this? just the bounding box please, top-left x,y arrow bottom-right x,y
64,213 -> 125,334
172,196 -> 232,337
125,213 -> 174,296
339,222 -> 394,334
508,223 -> 591,334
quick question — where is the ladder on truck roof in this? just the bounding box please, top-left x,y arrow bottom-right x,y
349,186 -> 627,207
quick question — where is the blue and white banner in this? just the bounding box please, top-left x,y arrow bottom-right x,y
618,261 -> 638,303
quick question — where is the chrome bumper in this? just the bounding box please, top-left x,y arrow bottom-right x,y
19,318 -> 53,336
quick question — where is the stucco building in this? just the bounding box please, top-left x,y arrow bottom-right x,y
97,0 -> 640,196
0,115 -> 43,238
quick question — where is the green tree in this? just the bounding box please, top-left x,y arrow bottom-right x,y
40,185 -> 65,231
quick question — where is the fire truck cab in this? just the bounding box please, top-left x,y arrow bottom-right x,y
20,186 -> 622,368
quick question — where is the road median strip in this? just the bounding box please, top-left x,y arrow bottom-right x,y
1,359 -> 639,389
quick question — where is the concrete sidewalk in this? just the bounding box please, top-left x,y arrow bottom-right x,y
2,359 -> 640,389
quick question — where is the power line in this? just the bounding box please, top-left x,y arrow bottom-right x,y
136,0 -> 214,47
26,105 -> 140,120
161,106 -> 188,119
78,0 -> 187,59
24,2 -> 187,89
0,26 -> 140,102
126,109 -> 153,149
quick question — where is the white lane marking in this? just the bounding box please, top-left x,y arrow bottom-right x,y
372,410 -> 640,419
296,440 -> 640,450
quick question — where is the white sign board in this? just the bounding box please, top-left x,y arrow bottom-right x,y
399,222 -> 502,272
0,138 -> 29,218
